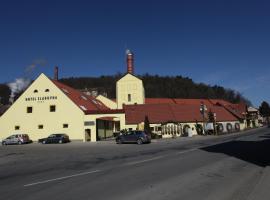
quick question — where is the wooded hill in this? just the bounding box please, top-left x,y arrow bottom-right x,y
60,74 -> 251,105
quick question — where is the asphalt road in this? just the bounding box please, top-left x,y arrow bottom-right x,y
1,127 -> 270,200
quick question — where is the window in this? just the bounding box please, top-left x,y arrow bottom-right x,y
92,99 -> 98,104
63,124 -> 69,128
45,89 -> 50,92
38,125 -> 44,129
27,107 -> 33,113
80,105 -> 87,111
128,94 -> 131,102
50,105 -> 56,112
81,96 -> 87,100
34,90 -> 38,93
15,126 -> 20,130
62,88 -> 69,94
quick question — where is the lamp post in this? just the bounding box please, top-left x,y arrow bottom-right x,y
200,102 -> 207,135
213,112 -> 217,135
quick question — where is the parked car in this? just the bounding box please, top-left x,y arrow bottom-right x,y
2,134 -> 32,145
38,134 -> 70,144
116,131 -> 151,144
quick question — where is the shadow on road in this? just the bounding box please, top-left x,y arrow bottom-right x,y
201,136 -> 270,167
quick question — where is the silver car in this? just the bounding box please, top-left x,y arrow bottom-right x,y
2,134 -> 31,145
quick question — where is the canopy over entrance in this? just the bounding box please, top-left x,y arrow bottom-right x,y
96,116 -> 120,140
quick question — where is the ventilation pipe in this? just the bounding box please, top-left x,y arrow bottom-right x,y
54,66 -> 59,80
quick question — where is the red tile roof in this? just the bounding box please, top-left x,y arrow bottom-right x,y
146,98 -> 231,107
145,98 -> 175,104
52,80 -> 110,113
173,98 -> 213,107
145,98 -> 246,120
125,103 -> 238,125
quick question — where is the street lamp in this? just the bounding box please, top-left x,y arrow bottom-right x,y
213,112 -> 217,135
200,102 -> 207,135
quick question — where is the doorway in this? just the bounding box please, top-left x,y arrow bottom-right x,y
85,129 -> 91,142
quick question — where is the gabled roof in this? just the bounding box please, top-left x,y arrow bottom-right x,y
125,103 -> 238,125
145,98 -> 175,104
145,98 -> 231,107
51,80 -> 109,113
173,98 -> 214,107
144,98 -> 246,120
117,73 -> 142,82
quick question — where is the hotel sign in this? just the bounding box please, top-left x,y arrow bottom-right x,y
25,96 -> 58,102
84,121 -> 95,126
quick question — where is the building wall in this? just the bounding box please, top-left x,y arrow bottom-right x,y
0,74 -> 85,142
240,120 -> 247,130
124,120 -> 242,138
217,121 -> 241,133
96,95 -> 117,109
83,113 -> 126,142
116,74 -> 145,109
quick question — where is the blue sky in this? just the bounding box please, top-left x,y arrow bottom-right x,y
0,0 -> 270,106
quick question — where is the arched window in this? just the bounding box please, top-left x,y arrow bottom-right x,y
183,125 -> 190,136
45,89 -> 50,92
226,123 -> 233,133
34,90 -> 38,93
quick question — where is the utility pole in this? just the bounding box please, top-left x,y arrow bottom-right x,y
200,102 -> 207,135
213,112 -> 217,135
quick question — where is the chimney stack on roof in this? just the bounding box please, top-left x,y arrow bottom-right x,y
126,49 -> 134,74
54,66 -> 59,80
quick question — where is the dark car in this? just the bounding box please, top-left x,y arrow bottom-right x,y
38,134 -> 70,144
2,134 -> 32,145
116,131 -> 151,145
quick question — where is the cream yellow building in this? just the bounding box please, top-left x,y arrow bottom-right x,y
116,73 -> 145,109
0,73 -> 125,142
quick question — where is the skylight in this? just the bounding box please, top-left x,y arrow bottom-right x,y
80,105 -> 87,111
81,96 -> 87,100
62,88 -> 69,94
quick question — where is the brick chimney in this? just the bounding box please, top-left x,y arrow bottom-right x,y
54,66 -> 59,80
126,49 -> 134,74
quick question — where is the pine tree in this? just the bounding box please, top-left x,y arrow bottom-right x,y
144,115 -> 152,136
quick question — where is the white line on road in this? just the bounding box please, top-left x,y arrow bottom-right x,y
176,148 -> 197,154
125,156 -> 164,166
24,170 -> 101,187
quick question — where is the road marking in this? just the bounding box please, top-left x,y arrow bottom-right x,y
125,156 -> 164,166
24,170 -> 101,187
177,148 -> 197,154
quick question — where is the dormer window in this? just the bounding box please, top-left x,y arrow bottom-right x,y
45,89 -> 50,92
34,90 -> 38,93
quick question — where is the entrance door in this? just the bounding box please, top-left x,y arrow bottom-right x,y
85,129 -> 91,142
